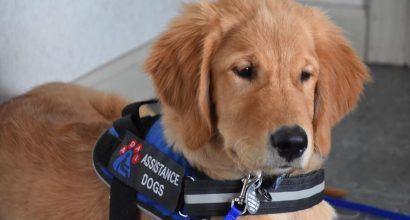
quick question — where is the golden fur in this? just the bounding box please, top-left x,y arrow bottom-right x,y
0,0 -> 369,219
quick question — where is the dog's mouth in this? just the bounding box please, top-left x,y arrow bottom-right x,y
258,162 -> 303,176
254,167 -> 290,177
227,144 -> 307,177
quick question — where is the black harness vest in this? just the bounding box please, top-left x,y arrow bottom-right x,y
93,100 -> 325,220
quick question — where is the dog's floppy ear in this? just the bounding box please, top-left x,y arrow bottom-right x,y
311,10 -> 370,156
144,2 -> 226,149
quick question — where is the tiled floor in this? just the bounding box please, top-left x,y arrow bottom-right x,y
80,46 -> 410,219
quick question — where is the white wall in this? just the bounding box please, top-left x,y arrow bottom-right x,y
367,0 -> 410,66
0,0 -> 190,101
3,0 -> 401,103
300,0 -> 367,59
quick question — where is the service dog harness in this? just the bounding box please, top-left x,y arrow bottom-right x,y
93,100 -> 325,220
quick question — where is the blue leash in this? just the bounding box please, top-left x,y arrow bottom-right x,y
325,196 -> 410,220
224,196 -> 410,220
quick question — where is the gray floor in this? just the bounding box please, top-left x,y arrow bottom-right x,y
325,65 -> 410,219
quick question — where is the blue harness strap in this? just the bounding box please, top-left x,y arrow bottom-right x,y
144,120 -> 195,178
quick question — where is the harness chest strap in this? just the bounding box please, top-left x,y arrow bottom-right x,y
92,101 -> 325,220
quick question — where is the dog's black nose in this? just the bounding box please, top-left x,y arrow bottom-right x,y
270,125 -> 307,161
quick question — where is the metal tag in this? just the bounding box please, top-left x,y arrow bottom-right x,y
257,187 -> 273,202
245,183 -> 260,214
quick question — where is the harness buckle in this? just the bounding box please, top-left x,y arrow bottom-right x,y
178,176 -> 196,218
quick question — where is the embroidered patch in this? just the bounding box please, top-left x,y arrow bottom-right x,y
113,150 -> 133,178
108,132 -> 185,212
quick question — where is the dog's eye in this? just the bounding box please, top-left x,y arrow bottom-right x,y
300,71 -> 312,82
233,65 -> 254,79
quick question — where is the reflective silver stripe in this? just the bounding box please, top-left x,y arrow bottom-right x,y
184,181 -> 324,205
185,193 -> 238,204
269,181 -> 325,202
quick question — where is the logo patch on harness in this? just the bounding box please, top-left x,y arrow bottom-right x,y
108,131 -> 185,212
113,150 -> 133,177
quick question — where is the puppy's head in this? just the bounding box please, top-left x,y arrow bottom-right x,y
145,0 -> 369,176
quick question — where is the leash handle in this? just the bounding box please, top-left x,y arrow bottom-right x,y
119,99 -> 159,138
121,99 -> 158,117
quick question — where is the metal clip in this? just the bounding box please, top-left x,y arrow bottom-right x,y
230,172 -> 262,215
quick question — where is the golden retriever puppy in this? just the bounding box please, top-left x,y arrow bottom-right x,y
0,0 -> 369,219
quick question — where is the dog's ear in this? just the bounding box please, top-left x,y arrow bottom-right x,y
144,2 -> 228,149
311,10 -> 370,156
